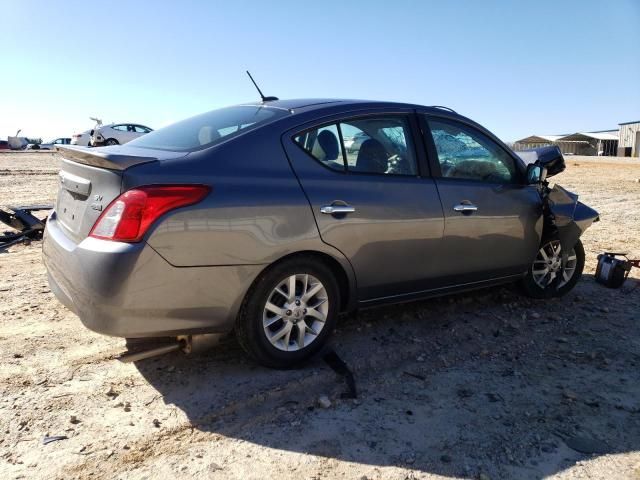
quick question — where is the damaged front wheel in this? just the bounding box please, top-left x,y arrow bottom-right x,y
521,239 -> 585,298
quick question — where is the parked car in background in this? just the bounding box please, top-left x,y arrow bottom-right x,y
71,130 -> 91,146
8,136 -> 28,150
44,99 -> 598,368
0,140 -> 10,150
26,138 -> 71,150
90,123 -> 153,146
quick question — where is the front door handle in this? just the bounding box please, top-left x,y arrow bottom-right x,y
320,204 -> 355,215
453,203 -> 478,213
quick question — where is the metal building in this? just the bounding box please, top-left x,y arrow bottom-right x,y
512,135 -> 564,151
618,120 -> 640,157
513,131 -> 618,156
556,131 -> 619,156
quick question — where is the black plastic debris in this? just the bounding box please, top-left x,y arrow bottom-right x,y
0,204 -> 51,252
323,349 -> 357,399
43,435 -> 68,445
596,252 -> 640,288
565,436 -> 611,455
402,371 -> 426,381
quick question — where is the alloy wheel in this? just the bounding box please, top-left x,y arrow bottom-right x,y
262,274 -> 329,352
532,240 -> 577,289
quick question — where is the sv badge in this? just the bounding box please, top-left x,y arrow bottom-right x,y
91,194 -> 103,211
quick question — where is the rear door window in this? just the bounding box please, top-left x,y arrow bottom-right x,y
294,124 -> 345,171
294,116 -> 418,176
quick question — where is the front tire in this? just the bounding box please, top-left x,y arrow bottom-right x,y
105,138 -> 119,146
236,257 -> 340,368
521,239 -> 585,298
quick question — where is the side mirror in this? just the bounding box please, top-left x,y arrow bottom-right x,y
526,163 -> 547,184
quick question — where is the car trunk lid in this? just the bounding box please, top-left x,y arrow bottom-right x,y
54,145 -> 177,243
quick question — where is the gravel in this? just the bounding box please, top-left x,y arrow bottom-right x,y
1,153 -> 639,480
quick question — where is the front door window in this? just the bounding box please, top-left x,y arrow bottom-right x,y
428,119 -> 519,184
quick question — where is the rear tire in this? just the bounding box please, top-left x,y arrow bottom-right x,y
236,257 -> 339,369
521,239 -> 585,298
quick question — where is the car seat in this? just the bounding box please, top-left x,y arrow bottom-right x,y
317,130 -> 340,161
356,139 -> 388,173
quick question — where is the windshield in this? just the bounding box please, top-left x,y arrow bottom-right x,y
128,105 -> 289,152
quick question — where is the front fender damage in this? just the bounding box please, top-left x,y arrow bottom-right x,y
537,184 -> 599,294
545,184 -> 599,252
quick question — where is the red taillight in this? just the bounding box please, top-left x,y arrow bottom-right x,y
89,185 -> 210,242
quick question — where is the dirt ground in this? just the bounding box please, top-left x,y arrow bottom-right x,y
1,152 -> 639,480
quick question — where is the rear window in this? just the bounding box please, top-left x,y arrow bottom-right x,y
128,105 -> 289,152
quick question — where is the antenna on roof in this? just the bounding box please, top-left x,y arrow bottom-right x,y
246,71 -> 279,103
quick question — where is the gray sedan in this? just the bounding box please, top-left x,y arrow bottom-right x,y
44,99 -> 598,367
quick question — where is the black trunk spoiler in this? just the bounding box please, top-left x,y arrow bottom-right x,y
55,145 -> 158,171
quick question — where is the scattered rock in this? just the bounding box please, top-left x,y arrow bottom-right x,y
530,312 -> 541,319
124,402 -> 131,412
152,419 -> 161,428
486,392 -> 504,403
563,390 -> 577,401
106,386 -> 119,399
13,353 -> 23,359
70,415 -> 80,424
440,454 -> 452,463
318,395 -> 332,409
457,388 -> 474,398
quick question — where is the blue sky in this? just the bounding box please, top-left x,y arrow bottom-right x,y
2,0 -> 639,141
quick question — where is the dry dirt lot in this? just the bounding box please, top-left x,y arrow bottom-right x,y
1,152 -> 639,480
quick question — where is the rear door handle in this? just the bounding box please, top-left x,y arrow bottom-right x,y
453,203 -> 478,213
320,204 -> 355,215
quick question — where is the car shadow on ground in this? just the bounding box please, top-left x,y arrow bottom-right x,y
135,275 -> 640,479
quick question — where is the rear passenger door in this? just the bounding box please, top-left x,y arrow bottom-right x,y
283,111 -> 445,301
420,114 -> 543,282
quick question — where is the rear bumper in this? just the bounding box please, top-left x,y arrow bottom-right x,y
43,212 -> 263,337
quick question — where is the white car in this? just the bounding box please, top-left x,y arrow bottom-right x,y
90,123 -> 153,146
26,138 -> 72,150
71,130 -> 91,146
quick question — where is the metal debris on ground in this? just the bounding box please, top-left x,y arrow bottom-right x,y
42,435 -> 68,445
322,349 -> 357,399
0,204 -> 51,252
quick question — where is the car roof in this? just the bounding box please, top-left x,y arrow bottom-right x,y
240,98 -> 454,114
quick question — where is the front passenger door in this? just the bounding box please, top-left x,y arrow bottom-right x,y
421,115 -> 542,282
